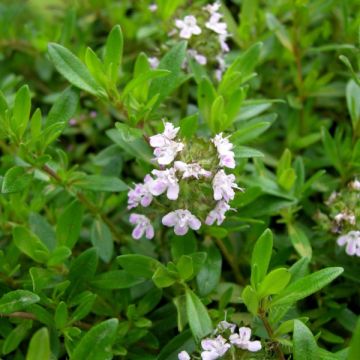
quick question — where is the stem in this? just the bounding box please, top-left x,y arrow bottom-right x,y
213,237 -> 245,285
258,307 -> 286,360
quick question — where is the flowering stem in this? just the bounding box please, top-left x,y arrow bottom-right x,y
213,237 -> 245,285
258,307 -> 286,360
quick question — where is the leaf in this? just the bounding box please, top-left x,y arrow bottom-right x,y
26,328 -> 50,360
56,200 -> 84,249
91,270 -> 144,289
293,320 -> 318,360
241,285 -> 258,315
258,268 -> 291,298
349,318 -> 360,360
271,267 -> 343,306
29,212 -> 56,251
3,321 -> 32,355
176,255 -> 194,281
321,127 -> 342,173
13,226 -> 50,263
45,87 -> 79,129
76,174 -> 127,192
231,122 -> 271,145
152,266 -> 176,288
266,13 -> 293,52
12,84 -> 31,139
149,41 -> 187,110
288,223 -> 312,258
117,254 -> 161,278
72,319 -> 118,360
1,166 -> 32,194
90,219 -> 113,263
179,114 -> 198,139
233,145 -> 264,158
185,289 -> 212,341
103,25 -> 123,81
251,229 -> 273,287
0,290 -> 40,314
48,43 -> 107,98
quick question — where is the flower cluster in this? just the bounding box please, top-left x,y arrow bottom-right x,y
315,179 -> 360,257
178,321 -> 261,360
127,122 -> 241,240
173,2 -> 230,80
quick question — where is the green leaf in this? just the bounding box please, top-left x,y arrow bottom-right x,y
149,41 -> 187,110
0,290 -> 40,314
55,301 -> 68,329
152,266 -> 176,288
231,122 -> 271,145
103,25 -> 123,81
271,267 -> 343,306
179,113 -> 198,139
176,255 -> 194,281
90,219 -> 113,263
266,13 -> 293,52
1,166 -> 32,194
56,200 -> 84,249
321,127 -> 342,174
258,268 -> 291,298
76,174 -> 127,192
233,145 -> 264,158
2,321 -> 32,355
251,229 -> 273,287
72,319 -> 118,360
241,285 -> 258,315
117,254 -> 161,278
12,84 -> 31,139
288,223 -> 312,258
185,289 -> 212,341
26,328 -> 50,360
48,43 -> 107,98
293,320 -> 318,360
13,226 -> 50,263
91,270 -> 145,289
45,87 -> 79,130
349,318 -> 360,360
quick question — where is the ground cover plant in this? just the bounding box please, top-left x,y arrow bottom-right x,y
0,0 -> 360,359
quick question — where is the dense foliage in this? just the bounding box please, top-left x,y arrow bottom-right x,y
0,0 -> 360,359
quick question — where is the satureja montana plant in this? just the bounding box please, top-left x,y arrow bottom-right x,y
0,1 -> 360,359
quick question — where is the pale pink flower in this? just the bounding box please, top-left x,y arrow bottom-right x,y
229,327 -> 262,352
219,34 -> 230,52
212,170 -> 241,202
129,214 -> 154,240
188,49 -> 207,65
127,175 -> 154,209
216,320 -> 236,333
150,168 -> 180,200
211,132 -> 235,168
204,2 -> 221,14
174,161 -> 212,179
334,212 -> 356,225
178,350 -> 191,360
162,209 -> 201,236
148,57 -> 159,69
337,231 -> 360,257
175,15 -> 202,39
350,179 -> 360,190
205,200 -> 231,226
201,335 -> 231,360
148,3 -> 157,12
205,13 -> 227,35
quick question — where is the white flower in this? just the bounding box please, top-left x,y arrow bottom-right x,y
178,350 -> 191,360
204,2 -> 221,14
326,191 -> 338,205
212,170 -> 241,202
188,49 -> 207,65
337,231 -> 360,256
149,3 -> 157,12
205,13 -> 228,35
150,122 -> 184,165
219,34 -> 230,52
129,214 -> 154,240
211,132 -> 235,168
216,320 -> 236,333
150,168 -> 180,200
215,56 -> 227,82
148,57 -> 159,69
350,179 -> 360,191
201,335 -> 231,360
205,200 -> 231,226
127,175 -> 154,209
174,161 -> 212,179
175,15 -> 202,39
229,327 -> 262,352
334,212 -> 356,225
162,209 -> 201,236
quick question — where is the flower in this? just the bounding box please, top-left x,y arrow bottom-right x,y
216,320 -> 236,334
162,209 -> 201,235
129,214 -> 154,240
148,3 -> 157,12
127,175 -> 154,209
334,212 -> 356,225
175,15 -> 202,39
349,179 -> 360,191
205,200 -> 231,226
337,231 -> 360,256
178,350 -> 191,360
150,168 -> 180,200
205,13 -> 228,35
150,122 -> 184,165
188,49 -> 207,65
201,335 -> 231,360
148,57 -> 159,69
204,2 -> 221,14
229,327 -> 262,352
219,34 -> 230,52
174,161 -> 212,179
211,132 -> 235,168
212,170 -> 241,202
